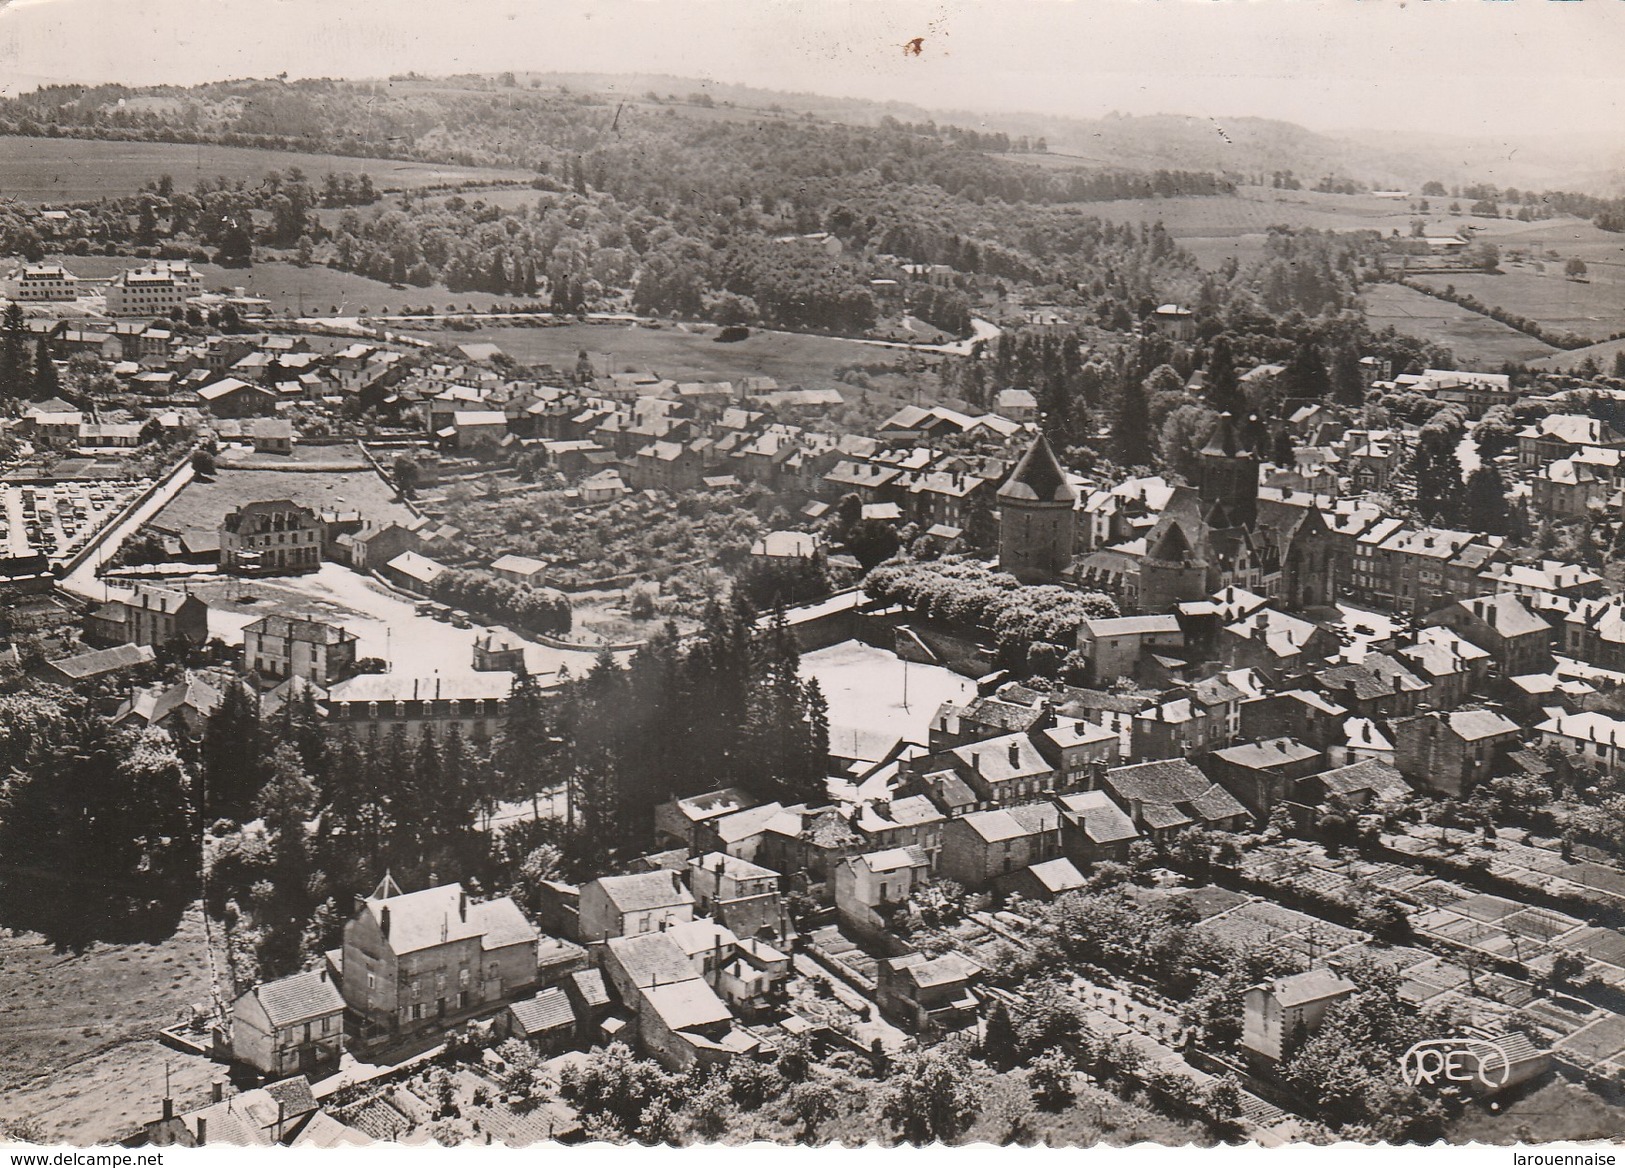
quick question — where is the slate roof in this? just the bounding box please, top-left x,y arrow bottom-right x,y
45,642 -> 155,679
1260,968 -> 1356,1008
1303,759 -> 1411,801
248,968 -> 345,1026
606,931 -> 700,988
1024,858 -> 1089,894
857,845 -> 931,874
592,870 -> 694,915
1214,737 -> 1320,771
1443,708 -> 1521,742
570,968 -> 612,1010
507,987 -> 575,1034
1315,653 -> 1427,701
1104,759 -> 1248,826
997,432 -> 1075,504
245,614 -> 355,644
1055,789 -> 1139,845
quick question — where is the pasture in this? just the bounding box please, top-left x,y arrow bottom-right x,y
0,135 -> 533,203
398,319 -> 918,387
47,254 -> 518,316
1068,186 -> 1419,271
1410,267 -> 1625,345
1360,282 -> 1558,367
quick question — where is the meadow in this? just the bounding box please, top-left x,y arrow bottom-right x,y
1360,281 -> 1558,367
1069,186 -> 1419,271
398,319 -> 919,387
1410,266 -> 1625,345
47,253 -> 519,316
0,135 -> 533,203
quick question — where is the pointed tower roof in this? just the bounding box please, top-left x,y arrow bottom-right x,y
1201,412 -> 1254,459
1147,519 -> 1196,564
997,432 -> 1076,504
369,871 -> 404,901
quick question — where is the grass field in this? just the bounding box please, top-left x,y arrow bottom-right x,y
1445,1074 -> 1625,1144
147,458 -> 414,540
45,254 -> 519,317
399,320 -> 916,387
0,136 -> 533,203
1532,335 -> 1625,373
1060,187 -> 1420,271
0,904 -> 220,1143
1360,282 -> 1558,366
1411,267 -> 1625,345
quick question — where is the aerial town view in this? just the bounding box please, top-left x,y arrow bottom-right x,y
0,0 -> 1623,1155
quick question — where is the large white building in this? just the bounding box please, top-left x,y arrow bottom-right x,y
4,263 -> 79,302
105,261 -> 205,317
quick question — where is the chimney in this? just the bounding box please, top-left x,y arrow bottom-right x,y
671,870 -> 682,892
379,905 -> 391,939
195,1118 -> 207,1147
212,1081 -> 224,1103
970,752 -> 981,773
163,1097 -> 174,1121
459,891 -> 468,921
1008,740 -> 1021,768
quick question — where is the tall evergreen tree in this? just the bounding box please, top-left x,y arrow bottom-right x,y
1464,464 -> 1511,536
1112,367 -> 1153,468
31,338 -> 59,401
200,680 -> 264,822
0,302 -> 30,400
1205,333 -> 1244,416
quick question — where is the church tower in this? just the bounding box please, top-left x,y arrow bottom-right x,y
1198,412 -> 1261,530
997,432 -> 1077,583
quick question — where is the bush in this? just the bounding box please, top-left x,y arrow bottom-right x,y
1027,1048 -> 1075,1110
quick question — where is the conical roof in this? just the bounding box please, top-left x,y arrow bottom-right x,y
1147,519 -> 1196,564
1200,412 -> 1254,459
997,432 -> 1076,504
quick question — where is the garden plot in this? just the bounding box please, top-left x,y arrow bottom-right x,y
1557,1014 -> 1625,1067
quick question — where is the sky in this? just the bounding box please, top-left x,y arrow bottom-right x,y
0,0 -> 1621,141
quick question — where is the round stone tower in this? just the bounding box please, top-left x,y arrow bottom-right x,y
997,432 -> 1077,583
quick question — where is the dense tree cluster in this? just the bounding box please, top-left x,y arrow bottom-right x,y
0,690 -> 198,943
525,599 -> 828,858
428,567 -> 572,634
200,680 -> 496,976
864,557 -> 1119,661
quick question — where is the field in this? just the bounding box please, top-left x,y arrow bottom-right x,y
0,135 -> 533,203
1359,282 -> 1558,366
1532,335 -> 1625,374
1445,1075 -> 1625,1144
0,905 -> 221,1144
45,254 -> 519,317
801,639 -> 975,763
399,320 -> 917,387
1072,186 -> 1420,271
146,458 -> 415,542
1411,267 -> 1625,345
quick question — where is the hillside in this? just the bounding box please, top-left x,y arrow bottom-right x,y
5,71 -> 1619,200
504,74 -> 1625,196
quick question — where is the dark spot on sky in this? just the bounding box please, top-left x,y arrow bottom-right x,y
903,37 -> 924,58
